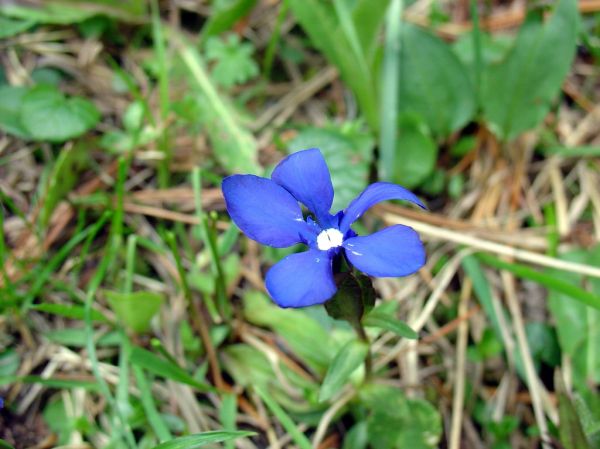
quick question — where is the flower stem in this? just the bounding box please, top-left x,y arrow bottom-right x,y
354,321 -> 373,380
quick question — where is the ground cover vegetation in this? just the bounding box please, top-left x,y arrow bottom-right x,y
1,0 -> 600,448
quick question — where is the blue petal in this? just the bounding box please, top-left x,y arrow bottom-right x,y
342,225 -> 425,277
339,182 -> 426,232
271,148 -> 334,223
222,175 -> 315,248
265,249 -> 337,308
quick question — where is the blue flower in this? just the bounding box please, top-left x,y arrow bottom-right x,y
222,148 -> 426,308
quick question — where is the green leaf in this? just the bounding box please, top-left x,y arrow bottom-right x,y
200,0 -> 258,44
398,24 -> 475,138
205,34 -> 259,88
179,42 -> 259,174
0,349 -> 20,377
541,146 -> 600,158
546,246 -> 600,386
525,321 -> 560,367
481,0 -> 578,140
352,0 -> 391,61
0,439 -> 15,449
0,85 -> 30,138
0,3 -> 96,24
476,252 -> 600,311
556,371 -> 593,449
44,329 -> 119,347
40,142 -> 88,226
392,116 -> 437,188
43,397 -> 75,445
0,16 -> 35,38
363,309 -> 418,339
0,1 -> 145,24
360,384 -> 442,449
319,340 -> 367,402
32,303 -> 109,323
286,0 -> 383,129
243,291 -> 333,372
105,290 -> 164,334
254,386 -> 313,449
288,124 -> 374,212
152,431 -> 255,449
342,422 -> 369,449
20,85 -> 100,142
129,346 -> 214,392
221,344 -> 275,388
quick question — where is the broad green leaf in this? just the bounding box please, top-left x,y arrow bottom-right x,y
20,85 -> 100,142
393,117 -> 437,188
0,439 -> 15,449
452,31 -> 515,87
221,344 -> 274,388
352,0 -> 391,60
179,43 -> 259,174
319,340 -> 367,402
525,321 -> 560,368
342,422 -> 369,449
574,387 -> 600,446
481,0 -> 578,140
363,309 -> 418,339
105,290 -> 164,334
547,246 -> 600,386
360,384 -> 442,449
556,371 -> 593,449
286,0 -> 380,129
0,3 -> 95,24
0,85 -> 30,138
398,24 -> 475,138
32,303 -> 109,323
0,1 -> 145,24
243,291 -> 333,372
130,346 -> 214,392
151,431 -> 255,449
0,349 -> 20,377
200,0 -> 258,44
0,16 -> 35,38
43,398 -> 74,445
288,124 -> 374,213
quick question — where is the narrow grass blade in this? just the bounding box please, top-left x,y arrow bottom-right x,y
177,38 -> 259,174
255,386 -> 313,449
476,252 -> 600,311
153,431 -> 255,449
133,364 -> 172,442
378,0 -> 403,181
130,346 -> 214,392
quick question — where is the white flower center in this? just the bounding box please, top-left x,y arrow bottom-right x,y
316,228 -> 344,251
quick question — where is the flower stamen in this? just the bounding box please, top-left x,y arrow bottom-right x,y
316,228 -> 344,251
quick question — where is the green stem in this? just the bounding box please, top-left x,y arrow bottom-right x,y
355,321 -> 372,380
